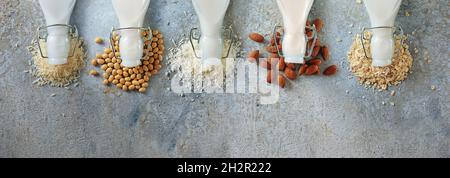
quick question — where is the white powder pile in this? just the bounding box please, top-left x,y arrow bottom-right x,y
28,38 -> 86,87
169,38 -> 241,93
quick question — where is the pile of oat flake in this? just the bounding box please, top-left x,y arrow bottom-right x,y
347,32 -> 413,90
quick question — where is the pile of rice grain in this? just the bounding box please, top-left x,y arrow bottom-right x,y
28,38 -> 86,87
169,38 -> 241,93
347,32 -> 413,90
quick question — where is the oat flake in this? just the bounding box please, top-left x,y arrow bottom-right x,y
347,32 -> 413,91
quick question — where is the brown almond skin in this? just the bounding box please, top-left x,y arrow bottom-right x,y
312,46 -> 321,57
287,63 -> 296,70
313,18 -> 324,32
267,70 -> 273,84
299,64 -> 308,76
306,30 -> 313,38
259,59 -> 271,70
308,58 -> 322,66
285,67 -> 297,80
248,50 -> 259,63
278,75 -> 286,88
249,33 -> 265,43
323,65 -> 338,76
275,32 -> 281,39
316,66 -> 321,75
270,38 -> 276,46
321,46 -> 330,60
278,57 -> 286,71
269,53 -> 279,60
306,65 -> 319,75
266,46 -> 278,53
314,38 -> 321,47
269,54 -> 279,66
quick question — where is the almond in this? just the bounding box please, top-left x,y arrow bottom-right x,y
314,38 -> 321,47
321,46 -> 330,60
305,65 -> 319,75
259,59 -> 271,70
275,32 -> 281,39
269,57 -> 279,66
248,50 -> 259,63
266,46 -> 278,53
306,30 -> 313,38
306,20 -> 311,28
308,58 -> 322,66
270,38 -> 276,46
287,63 -> 296,70
312,46 -> 321,57
313,18 -> 324,32
307,39 -> 317,48
323,65 -> 337,76
269,53 -> 279,59
285,67 -> 297,80
299,64 -> 308,76
278,57 -> 286,71
268,53 -> 279,66
278,75 -> 286,88
249,32 -> 265,43
270,35 -> 281,46
267,70 -> 274,84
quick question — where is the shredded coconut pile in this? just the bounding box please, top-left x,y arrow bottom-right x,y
347,32 -> 413,90
169,38 -> 241,92
28,38 -> 86,87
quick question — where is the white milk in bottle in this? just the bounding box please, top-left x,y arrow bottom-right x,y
276,0 -> 314,64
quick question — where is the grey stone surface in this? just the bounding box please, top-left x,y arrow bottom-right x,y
0,0 -> 448,158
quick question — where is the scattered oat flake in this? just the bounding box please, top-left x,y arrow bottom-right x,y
431,85 -> 437,91
391,90 -> 396,96
405,11 -> 411,17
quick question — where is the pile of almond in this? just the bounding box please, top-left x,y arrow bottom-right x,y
248,18 -> 337,88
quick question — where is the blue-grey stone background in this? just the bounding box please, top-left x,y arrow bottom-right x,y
0,0 -> 448,157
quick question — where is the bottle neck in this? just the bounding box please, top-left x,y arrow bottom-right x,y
371,28 -> 394,38
199,20 -> 224,38
120,29 -> 144,68
370,30 -> 395,67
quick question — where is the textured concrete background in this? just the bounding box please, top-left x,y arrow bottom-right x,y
0,0 -> 449,158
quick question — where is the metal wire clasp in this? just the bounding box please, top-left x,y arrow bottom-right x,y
360,26 -> 404,59
35,24 -> 79,58
189,27 -> 234,59
273,24 -> 318,59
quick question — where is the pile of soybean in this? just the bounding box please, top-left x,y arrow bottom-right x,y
91,30 -> 164,93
